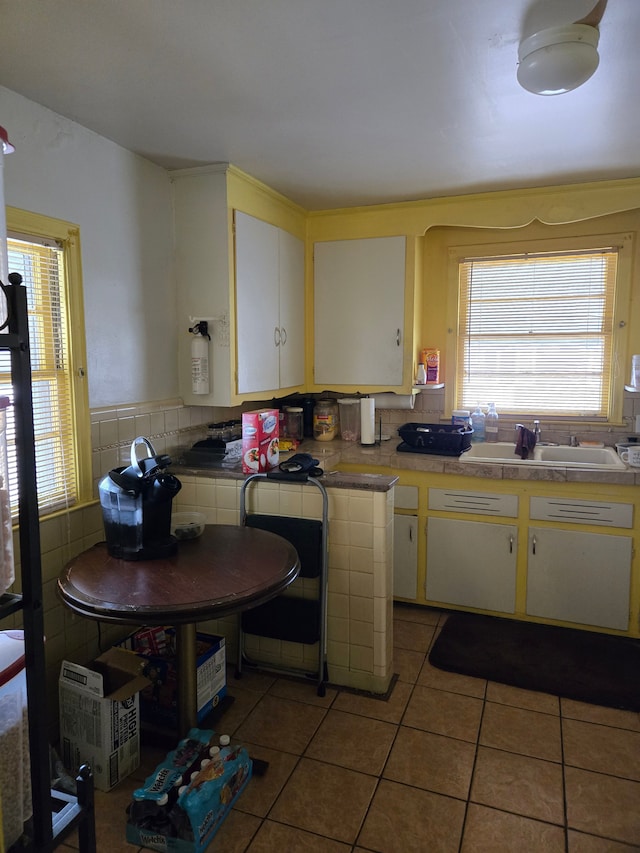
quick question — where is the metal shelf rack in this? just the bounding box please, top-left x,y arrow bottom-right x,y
0,275 -> 96,852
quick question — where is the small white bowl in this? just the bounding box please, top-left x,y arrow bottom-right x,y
171,511 -> 206,541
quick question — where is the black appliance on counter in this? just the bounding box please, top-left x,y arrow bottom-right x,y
98,436 -> 182,560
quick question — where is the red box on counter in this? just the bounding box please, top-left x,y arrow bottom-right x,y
241,409 -> 279,473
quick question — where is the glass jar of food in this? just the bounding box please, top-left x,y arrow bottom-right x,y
284,406 -> 303,442
313,399 -> 339,441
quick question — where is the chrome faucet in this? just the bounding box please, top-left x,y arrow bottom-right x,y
515,420 -> 541,441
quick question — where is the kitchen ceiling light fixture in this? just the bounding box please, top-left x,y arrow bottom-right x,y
517,23 -> 600,95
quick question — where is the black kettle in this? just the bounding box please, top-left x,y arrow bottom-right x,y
98,436 -> 182,560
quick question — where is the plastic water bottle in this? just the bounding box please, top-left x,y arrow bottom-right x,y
471,404 -> 486,442
485,402 -> 499,443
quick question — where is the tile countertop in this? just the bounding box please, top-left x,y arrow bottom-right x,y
172,441 -> 397,492
335,437 -> 639,486
174,437 -> 640,487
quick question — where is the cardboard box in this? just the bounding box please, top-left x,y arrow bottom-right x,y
126,730 -> 252,853
59,648 -> 150,791
241,408 -> 279,473
117,629 -> 226,729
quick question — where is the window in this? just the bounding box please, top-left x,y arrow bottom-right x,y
454,241 -> 627,419
1,209 -> 91,517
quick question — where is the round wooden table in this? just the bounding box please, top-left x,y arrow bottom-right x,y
58,524 -> 300,735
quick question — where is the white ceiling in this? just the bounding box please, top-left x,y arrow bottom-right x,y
0,0 -> 638,210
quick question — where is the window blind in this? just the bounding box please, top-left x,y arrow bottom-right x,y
456,248 -> 619,417
0,235 -> 76,515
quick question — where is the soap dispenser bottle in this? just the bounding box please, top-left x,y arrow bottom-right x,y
485,402 -> 499,443
471,404 -> 486,442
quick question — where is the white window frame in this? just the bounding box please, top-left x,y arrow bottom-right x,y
445,232 -> 633,423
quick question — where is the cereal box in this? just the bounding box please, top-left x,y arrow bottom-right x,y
241,409 -> 279,473
116,629 -> 226,729
59,649 -> 151,791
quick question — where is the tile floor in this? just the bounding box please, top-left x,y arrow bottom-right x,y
60,605 -> 640,852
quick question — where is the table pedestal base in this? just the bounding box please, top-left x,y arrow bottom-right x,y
176,623 -> 197,734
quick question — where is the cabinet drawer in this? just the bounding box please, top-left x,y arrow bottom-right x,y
395,485 -> 419,510
530,497 -> 633,528
429,489 -> 518,518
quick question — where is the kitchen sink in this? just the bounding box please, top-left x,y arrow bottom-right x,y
535,445 -> 623,466
460,442 -> 625,469
460,442 -> 524,462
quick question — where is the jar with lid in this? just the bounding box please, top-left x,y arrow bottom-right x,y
221,421 -> 235,441
284,406 -> 303,442
313,399 -> 339,441
207,422 -> 225,441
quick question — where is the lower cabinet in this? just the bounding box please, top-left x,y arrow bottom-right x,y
426,517 -> 517,614
526,526 -> 632,631
393,514 -> 418,600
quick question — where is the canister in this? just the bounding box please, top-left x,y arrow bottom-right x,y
337,398 -> 361,441
0,630 -> 31,850
313,399 -> 339,441
0,397 -> 14,596
452,409 -> 471,428
284,406 -> 303,442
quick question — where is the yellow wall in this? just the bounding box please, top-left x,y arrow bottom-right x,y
307,177 -> 640,403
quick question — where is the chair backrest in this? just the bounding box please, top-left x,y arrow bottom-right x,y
245,514 -> 323,578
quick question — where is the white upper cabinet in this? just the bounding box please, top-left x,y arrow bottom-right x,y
313,236 -> 407,387
235,212 -> 304,395
278,228 -> 305,390
173,165 -> 306,406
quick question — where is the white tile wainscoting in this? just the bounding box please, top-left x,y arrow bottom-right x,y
173,471 -> 396,696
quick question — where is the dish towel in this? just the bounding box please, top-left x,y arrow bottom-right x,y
515,426 -> 537,459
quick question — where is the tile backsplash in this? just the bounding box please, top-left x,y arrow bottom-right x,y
378,387 -> 640,448
90,398 -> 241,496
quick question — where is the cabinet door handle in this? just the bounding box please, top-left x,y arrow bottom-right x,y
274,327 -> 281,347
409,526 -> 413,542
396,328 -> 401,346
280,327 -> 287,345
531,535 -> 537,556
509,535 -> 514,554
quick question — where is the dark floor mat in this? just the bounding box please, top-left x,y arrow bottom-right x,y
429,612 -> 640,711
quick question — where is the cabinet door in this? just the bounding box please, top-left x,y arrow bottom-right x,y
526,527 -> 631,631
426,517 -> 517,613
394,515 -> 418,600
313,236 -> 406,386
235,212 -> 280,394
278,228 -> 305,390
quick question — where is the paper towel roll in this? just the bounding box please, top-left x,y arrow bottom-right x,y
371,392 -> 418,410
360,398 -> 376,445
